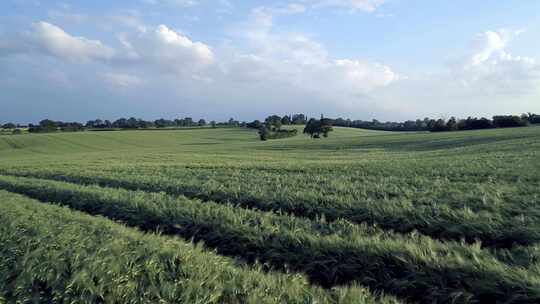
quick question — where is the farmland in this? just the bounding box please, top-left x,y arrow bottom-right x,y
1,126 -> 540,303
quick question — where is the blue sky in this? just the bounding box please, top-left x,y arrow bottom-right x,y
1,0 -> 540,123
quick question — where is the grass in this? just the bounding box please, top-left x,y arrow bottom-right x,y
1,125 -> 540,303
0,190 -> 396,304
3,175 -> 540,303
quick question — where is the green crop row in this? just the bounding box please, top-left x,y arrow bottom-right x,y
5,167 -> 539,249
1,175 -> 539,303
0,190 -> 396,304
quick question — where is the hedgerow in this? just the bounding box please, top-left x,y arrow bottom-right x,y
1,176 -> 539,303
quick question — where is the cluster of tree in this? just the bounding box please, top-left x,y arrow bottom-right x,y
2,123 -> 18,129
1,123 -> 25,135
85,117 -> 208,129
427,115 -> 534,132
85,117 -> 244,130
247,114 -> 308,131
332,118 -> 429,131
303,116 -> 333,138
248,114 -> 306,141
529,113 -> 540,124
332,113 -> 540,133
28,120 -> 84,133
10,117 -> 245,134
259,128 -> 298,141
4,112 -> 539,136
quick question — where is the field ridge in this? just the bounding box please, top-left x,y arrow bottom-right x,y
1,175 -> 540,303
3,169 -> 539,249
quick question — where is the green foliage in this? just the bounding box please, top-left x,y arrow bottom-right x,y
265,115 -> 282,131
304,118 -> 333,138
259,128 -> 298,141
0,190 -> 393,304
1,123 -> 16,129
1,175 -> 540,303
259,126 -> 269,141
1,125 -> 540,303
493,115 -> 530,128
9,165 -> 540,249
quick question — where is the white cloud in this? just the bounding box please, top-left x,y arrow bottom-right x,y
457,29 -> 540,95
0,22 -> 115,62
120,24 -> 213,75
196,6 -> 398,117
333,59 -> 395,90
225,7 -> 395,95
30,22 -> 115,61
371,29 -> 540,118
468,29 -> 525,66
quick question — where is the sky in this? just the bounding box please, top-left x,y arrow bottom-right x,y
1,0 -> 540,123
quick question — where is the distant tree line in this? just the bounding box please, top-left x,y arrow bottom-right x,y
6,117 -> 244,133
2,112 -> 539,136
426,114 -> 536,132
86,117 -> 217,129
28,119 -> 84,133
332,113 -> 540,132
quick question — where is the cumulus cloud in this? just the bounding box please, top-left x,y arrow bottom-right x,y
371,28 -> 540,118
224,7 -> 396,97
120,24 -> 213,75
468,29 -> 525,66
0,22 -> 115,62
457,29 -> 540,95
4,10 -> 537,122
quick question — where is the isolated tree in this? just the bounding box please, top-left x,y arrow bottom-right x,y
258,126 -> 269,141
304,118 -> 329,138
198,119 -> 206,126
265,115 -> 282,131
320,117 -> 334,137
303,118 -> 317,138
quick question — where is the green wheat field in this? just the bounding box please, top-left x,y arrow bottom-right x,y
2,126 -> 540,303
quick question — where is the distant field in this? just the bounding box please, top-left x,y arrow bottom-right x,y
1,126 -> 540,303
